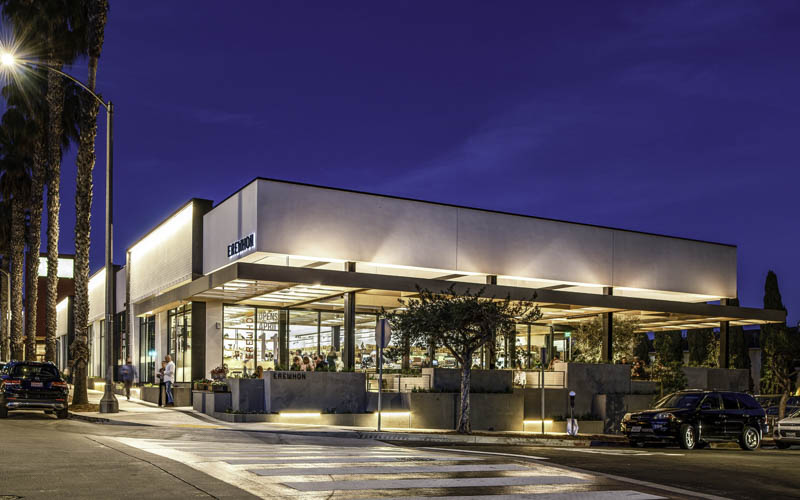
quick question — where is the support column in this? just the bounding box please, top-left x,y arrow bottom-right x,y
719,298 -> 730,369
526,324 -> 532,369
486,275 -> 497,369
316,311 -> 321,356
278,309 -> 289,369
601,287 -> 614,363
343,262 -> 356,370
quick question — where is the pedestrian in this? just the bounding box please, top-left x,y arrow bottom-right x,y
164,355 -> 176,407
119,357 -> 138,401
157,361 -> 166,407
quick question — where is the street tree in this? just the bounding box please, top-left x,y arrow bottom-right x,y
687,328 -> 712,366
571,315 -> 640,363
654,330 -> 683,365
760,270 -> 799,419
71,0 -> 109,404
385,286 -> 541,433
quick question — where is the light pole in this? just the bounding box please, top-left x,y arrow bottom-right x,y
1,53 -> 118,413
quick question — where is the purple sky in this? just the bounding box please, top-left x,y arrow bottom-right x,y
22,2 -> 800,324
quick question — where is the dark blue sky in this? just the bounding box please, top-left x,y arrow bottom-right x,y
43,2 -> 800,324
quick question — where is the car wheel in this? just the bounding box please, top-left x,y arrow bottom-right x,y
775,441 -> 791,450
739,426 -> 760,451
678,424 -> 697,450
56,406 -> 69,419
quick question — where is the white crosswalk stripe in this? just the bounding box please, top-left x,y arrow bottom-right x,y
114,437 -> 669,499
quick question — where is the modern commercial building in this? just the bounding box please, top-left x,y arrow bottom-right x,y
57,178 -> 785,384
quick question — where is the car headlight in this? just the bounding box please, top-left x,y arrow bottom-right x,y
654,412 -> 675,421
623,413 -> 632,422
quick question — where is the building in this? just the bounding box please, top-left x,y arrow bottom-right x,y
27,253 -> 74,361
58,178 -> 785,385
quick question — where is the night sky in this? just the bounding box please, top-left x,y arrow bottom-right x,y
13,2 -> 800,324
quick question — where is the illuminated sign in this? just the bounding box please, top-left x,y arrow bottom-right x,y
227,233 -> 255,258
38,257 -> 74,279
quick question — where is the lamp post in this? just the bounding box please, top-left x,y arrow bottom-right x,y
1,53 -> 118,413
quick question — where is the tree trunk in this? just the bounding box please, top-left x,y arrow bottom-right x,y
25,144 -> 46,361
10,199 -> 26,361
401,336 -> 410,371
71,93 -> 100,406
45,65 -> 65,366
457,362 -> 472,434
0,260 -> 9,361
778,388 -> 790,421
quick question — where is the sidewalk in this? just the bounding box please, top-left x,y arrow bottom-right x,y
69,390 -> 625,447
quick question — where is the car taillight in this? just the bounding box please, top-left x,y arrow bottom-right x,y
2,379 -> 21,389
51,381 -> 67,389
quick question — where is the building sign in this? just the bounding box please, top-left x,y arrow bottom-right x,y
227,233 -> 255,258
258,310 -> 279,332
272,372 -> 307,380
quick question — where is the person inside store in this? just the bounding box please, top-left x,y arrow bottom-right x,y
301,356 -> 314,371
548,352 -> 563,370
290,356 -> 303,371
254,365 -> 264,379
327,348 -> 338,371
631,358 -> 647,379
313,354 -> 327,371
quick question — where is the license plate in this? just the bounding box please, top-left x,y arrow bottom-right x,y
786,432 -> 796,438
31,382 -> 43,388
631,426 -> 641,433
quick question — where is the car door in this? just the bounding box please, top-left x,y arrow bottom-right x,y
698,393 -> 725,439
721,392 -> 745,437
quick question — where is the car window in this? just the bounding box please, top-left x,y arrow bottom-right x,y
702,394 -> 721,410
736,394 -> 761,410
656,392 -> 704,409
721,393 -> 740,410
9,364 -> 60,379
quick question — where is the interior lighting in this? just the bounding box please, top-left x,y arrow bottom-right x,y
279,412 -> 321,417
523,419 -> 554,425
375,411 -> 411,416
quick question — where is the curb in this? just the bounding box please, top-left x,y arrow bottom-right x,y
68,412 -> 148,426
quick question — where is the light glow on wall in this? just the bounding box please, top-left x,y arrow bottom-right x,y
279,412 -> 321,417
89,268 -> 106,291
56,299 -> 69,312
130,203 -> 193,258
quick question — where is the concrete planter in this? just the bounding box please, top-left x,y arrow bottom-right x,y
227,378 -> 265,412
140,385 -> 192,406
424,368 -> 512,393
407,391 -> 522,431
265,371 -> 366,413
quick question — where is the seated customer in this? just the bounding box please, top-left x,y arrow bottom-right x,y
290,356 -> 303,371
302,356 -> 314,371
548,353 -> 563,370
254,365 -> 264,379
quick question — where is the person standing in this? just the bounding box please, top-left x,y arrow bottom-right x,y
164,355 -> 176,407
119,358 -> 138,401
156,361 -> 166,407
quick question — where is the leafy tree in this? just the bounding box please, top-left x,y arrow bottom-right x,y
687,328 -> 712,366
386,286 -> 540,433
728,325 -> 750,370
652,361 -> 688,401
654,331 -> 683,365
571,315 -> 640,363
633,333 -> 650,363
760,271 -> 799,419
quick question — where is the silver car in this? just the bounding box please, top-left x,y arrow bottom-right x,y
774,408 -> 800,449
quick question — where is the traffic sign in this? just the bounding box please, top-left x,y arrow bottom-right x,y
375,319 -> 392,348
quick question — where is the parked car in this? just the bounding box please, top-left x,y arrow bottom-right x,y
774,408 -> 800,449
0,361 -> 69,419
621,390 -> 767,451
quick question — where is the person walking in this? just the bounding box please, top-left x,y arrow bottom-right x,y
164,355 -> 176,407
119,358 -> 138,401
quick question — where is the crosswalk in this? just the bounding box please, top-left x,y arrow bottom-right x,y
114,437 -> 669,499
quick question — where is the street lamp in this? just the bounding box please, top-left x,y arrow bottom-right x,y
1,52 -> 118,413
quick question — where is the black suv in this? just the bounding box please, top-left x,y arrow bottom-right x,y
621,390 -> 766,450
0,361 -> 69,419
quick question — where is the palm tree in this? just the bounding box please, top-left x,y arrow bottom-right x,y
71,0 -> 108,404
0,0 -> 87,363
0,107 -> 34,361
0,201 -> 11,361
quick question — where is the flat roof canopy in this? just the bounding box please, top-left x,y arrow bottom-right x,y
136,263 -> 785,333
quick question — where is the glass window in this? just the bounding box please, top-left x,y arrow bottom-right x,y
138,316 -> 155,383
256,308 -> 279,371
88,324 -> 94,377
99,320 -> 105,376
702,394 -> 721,410
735,394 -> 761,410
320,311 -> 344,369
722,393 -> 741,410
167,304 -> 192,383
655,392 -> 703,409
224,305 -> 256,376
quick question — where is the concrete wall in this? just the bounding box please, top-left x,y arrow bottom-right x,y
682,367 -> 749,392
407,392 -> 523,431
204,301 -> 223,377
202,179 -> 736,297
426,368 -> 512,393
228,378 -> 265,412
264,371 -> 366,413
593,394 -> 654,434
88,269 -> 106,323
559,363 -> 634,395
522,388 -> 576,419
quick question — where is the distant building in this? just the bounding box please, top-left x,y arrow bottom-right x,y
27,254 -> 75,361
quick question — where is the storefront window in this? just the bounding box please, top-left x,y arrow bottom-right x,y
139,316 -> 155,383
88,324 -> 94,377
223,305 -> 256,375
319,312 -> 343,369
99,320 -> 105,377
167,304 -> 192,383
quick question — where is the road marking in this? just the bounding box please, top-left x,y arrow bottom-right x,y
283,475 -> 590,491
558,448 -> 684,457
421,446 -> 549,460
250,463 -> 529,476
224,455 -> 483,464
382,492 -> 665,500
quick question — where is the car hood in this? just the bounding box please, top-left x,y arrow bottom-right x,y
632,408 -> 688,418
778,416 -> 800,425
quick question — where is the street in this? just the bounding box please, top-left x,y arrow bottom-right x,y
3,409 -> 799,499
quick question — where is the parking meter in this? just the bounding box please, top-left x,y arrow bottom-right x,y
567,391 -> 578,436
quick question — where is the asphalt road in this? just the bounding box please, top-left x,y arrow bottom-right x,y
392,441 -> 800,500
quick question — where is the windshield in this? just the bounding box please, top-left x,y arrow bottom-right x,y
9,364 -> 60,379
655,392 -> 703,409
789,408 -> 800,419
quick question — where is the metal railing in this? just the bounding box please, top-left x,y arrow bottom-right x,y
516,370 -> 566,388
366,373 -> 432,392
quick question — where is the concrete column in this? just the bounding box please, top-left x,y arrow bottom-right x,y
278,309 -> 289,368
317,311 -> 321,356
204,301 -> 223,377
486,275 -> 497,369
343,261 -> 356,370
719,298 -> 730,369
526,324 -> 532,369
601,287 -> 614,363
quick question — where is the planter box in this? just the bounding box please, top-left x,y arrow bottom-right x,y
140,385 -> 192,407
265,371 -> 366,414
228,379 -> 265,412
